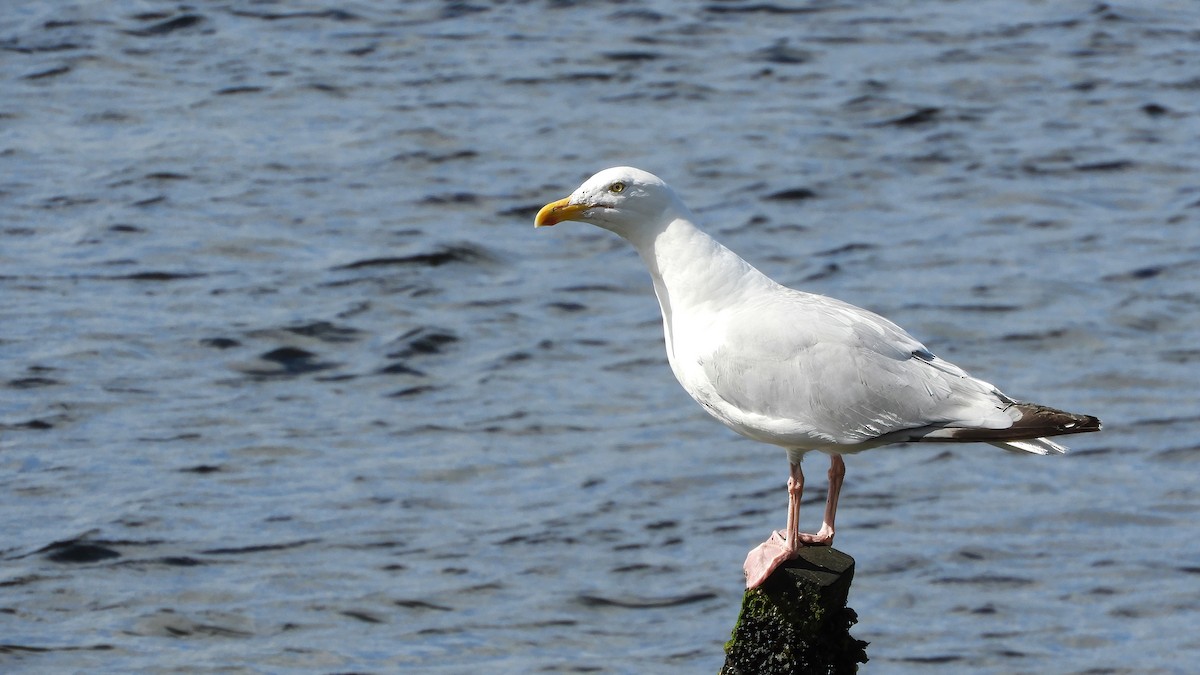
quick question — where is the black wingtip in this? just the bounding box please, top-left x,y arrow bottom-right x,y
1014,404 -> 1101,436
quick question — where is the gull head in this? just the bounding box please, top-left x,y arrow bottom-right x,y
534,167 -> 682,239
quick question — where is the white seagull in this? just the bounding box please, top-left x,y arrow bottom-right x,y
535,167 -> 1101,588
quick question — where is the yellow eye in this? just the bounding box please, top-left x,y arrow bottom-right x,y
609,182 -> 625,194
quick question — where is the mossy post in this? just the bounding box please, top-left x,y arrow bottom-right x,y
721,547 -> 868,674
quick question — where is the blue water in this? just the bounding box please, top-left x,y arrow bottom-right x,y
2,1 -> 1198,672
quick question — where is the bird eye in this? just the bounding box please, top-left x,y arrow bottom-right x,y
609,182 -> 625,194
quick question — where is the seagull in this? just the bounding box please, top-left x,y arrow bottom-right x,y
534,166 -> 1101,588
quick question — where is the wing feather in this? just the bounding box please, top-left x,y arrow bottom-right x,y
694,289 -> 1014,446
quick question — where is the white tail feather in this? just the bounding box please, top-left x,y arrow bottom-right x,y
989,437 -> 1069,455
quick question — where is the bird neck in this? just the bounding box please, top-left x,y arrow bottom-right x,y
636,216 -> 764,303
629,216 -> 769,355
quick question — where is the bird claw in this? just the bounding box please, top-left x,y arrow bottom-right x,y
743,530 -> 796,588
796,530 -> 833,546
743,526 -> 837,587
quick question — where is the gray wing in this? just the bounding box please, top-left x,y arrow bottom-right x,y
699,290 -> 1015,445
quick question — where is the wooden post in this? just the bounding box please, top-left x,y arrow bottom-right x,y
721,547 -> 868,674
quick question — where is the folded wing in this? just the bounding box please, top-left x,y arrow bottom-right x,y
698,289 -> 1025,447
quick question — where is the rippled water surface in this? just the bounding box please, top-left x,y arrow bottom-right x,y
3,1 -> 1199,672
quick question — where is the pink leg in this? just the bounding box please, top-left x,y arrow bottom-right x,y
743,462 -> 805,588
798,454 -> 844,545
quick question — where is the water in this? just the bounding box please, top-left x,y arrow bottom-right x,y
2,1 -> 1198,672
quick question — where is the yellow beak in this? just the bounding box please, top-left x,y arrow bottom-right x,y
534,197 -> 589,228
